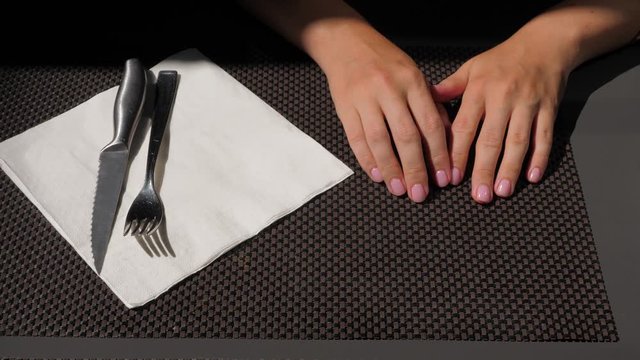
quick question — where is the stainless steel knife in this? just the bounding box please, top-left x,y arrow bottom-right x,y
90,59 -> 147,274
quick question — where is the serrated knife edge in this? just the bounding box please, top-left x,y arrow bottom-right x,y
90,59 -> 147,274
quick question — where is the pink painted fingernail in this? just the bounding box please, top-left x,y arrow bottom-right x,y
435,170 -> 449,187
528,167 -> 542,183
451,167 -> 462,185
390,178 -> 406,196
410,184 -> 427,203
371,167 -> 383,182
496,179 -> 512,197
476,184 -> 492,203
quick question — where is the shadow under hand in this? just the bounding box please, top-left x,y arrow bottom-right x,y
545,44 -> 640,182
556,44 -> 640,138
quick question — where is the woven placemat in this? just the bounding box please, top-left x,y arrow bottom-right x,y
0,46 -> 617,341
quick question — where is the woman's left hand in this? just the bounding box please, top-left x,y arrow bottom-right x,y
432,35 -> 570,203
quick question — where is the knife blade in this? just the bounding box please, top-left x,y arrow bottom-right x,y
90,59 -> 147,274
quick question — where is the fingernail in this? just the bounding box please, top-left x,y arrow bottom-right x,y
371,167 -> 384,183
528,167 -> 542,183
390,178 -> 406,196
451,167 -> 462,185
436,170 -> 449,187
476,184 -> 492,203
495,179 -> 512,197
410,184 -> 427,203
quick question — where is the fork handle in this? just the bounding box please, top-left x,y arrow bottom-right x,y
145,71 -> 179,187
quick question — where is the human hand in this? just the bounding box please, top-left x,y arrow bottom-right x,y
322,23 -> 451,202
432,35 -> 570,203
244,0 -> 640,204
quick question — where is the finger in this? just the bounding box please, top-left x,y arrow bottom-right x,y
449,87 -> 484,186
471,101 -> 510,204
526,105 -> 556,183
435,102 -> 455,158
436,102 -> 453,148
378,95 -> 430,202
357,101 -> 407,197
336,105 -> 382,182
436,103 -> 451,129
431,61 -> 471,102
407,85 -> 451,188
494,105 -> 536,198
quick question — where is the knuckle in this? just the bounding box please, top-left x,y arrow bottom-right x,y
345,130 -> 367,147
486,83 -> 515,105
461,91 -> 482,106
473,75 -> 490,89
372,69 -> 395,88
478,140 -> 502,152
478,130 -> 504,150
493,88 -> 512,105
538,126 -> 553,143
367,126 -> 389,145
451,148 -> 469,161
402,67 -> 426,87
521,89 -> 540,105
508,130 -> 530,147
518,91 -> 542,109
500,77 -> 519,94
378,159 -> 401,175
429,150 -> 450,166
357,156 -> 376,170
474,167 -> 495,180
465,79 -> 485,95
394,123 -> 420,144
499,160 -> 521,176
420,115 -> 444,134
403,164 -> 427,179
545,98 -> 560,111
502,167 -> 521,179
451,118 -> 475,136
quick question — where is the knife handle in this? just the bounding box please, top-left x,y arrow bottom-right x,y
107,58 -> 147,150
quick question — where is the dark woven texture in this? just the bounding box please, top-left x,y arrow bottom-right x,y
0,46 -> 617,341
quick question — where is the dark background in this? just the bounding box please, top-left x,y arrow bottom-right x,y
1,1 -> 560,65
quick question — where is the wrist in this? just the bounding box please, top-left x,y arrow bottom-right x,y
509,17 -> 582,76
301,17 -> 389,77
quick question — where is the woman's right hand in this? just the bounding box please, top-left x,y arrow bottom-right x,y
320,20 -> 452,202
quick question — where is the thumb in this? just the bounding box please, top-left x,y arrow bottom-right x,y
431,61 -> 471,102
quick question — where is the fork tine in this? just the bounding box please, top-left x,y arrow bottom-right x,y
136,218 -> 149,236
143,218 -> 155,235
123,220 -> 132,236
129,219 -> 140,236
144,217 -> 157,235
151,217 -> 163,234
151,217 -> 161,233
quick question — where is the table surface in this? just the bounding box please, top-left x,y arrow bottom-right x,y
1,38 -> 639,359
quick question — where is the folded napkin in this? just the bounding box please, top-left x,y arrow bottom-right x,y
0,49 -> 352,308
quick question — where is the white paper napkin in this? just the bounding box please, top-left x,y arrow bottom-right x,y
0,48 -> 353,308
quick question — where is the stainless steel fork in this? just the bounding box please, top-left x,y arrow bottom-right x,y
124,70 -> 178,236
